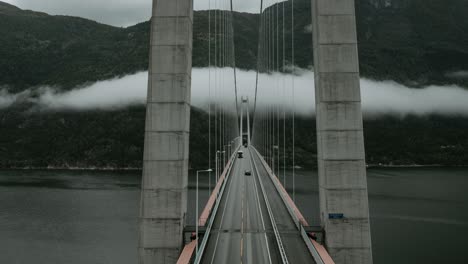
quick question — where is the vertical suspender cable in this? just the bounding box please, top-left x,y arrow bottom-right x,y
220,3 -> 223,163
252,0 -> 264,142
282,0 -> 286,187
271,0 -> 274,168
221,3 -> 224,162
224,0 -> 227,154
291,0 -> 296,202
208,0 -> 212,194
230,0 -> 240,138
269,1 -> 272,167
273,0 -> 280,178
214,1 -> 218,179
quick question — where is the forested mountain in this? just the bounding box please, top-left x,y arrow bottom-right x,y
1,0 -> 467,169
1,0 -> 468,92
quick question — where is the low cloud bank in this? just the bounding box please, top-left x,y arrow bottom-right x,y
446,71 -> 468,79
0,89 -> 17,108
37,72 -> 147,109
1,68 -> 468,117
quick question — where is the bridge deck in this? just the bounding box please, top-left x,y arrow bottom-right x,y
201,148 -> 315,264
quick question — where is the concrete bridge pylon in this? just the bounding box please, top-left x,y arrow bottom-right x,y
311,0 -> 373,263
139,0 -> 193,263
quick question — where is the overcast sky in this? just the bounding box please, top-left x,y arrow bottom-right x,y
3,0 -> 264,27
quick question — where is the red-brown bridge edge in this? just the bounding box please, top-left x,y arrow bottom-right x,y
176,148 -> 239,264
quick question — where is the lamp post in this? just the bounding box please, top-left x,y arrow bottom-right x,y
215,151 -> 225,183
220,151 -> 226,177
273,145 -> 279,177
196,168 -> 213,257
233,136 -> 241,150
223,145 -> 230,165
215,151 -> 219,184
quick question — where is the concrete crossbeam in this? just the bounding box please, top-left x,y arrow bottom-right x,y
312,0 -> 373,263
139,0 -> 193,263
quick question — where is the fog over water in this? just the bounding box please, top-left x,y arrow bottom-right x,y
1,68 -> 468,117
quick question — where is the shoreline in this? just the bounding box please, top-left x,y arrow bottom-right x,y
366,164 -> 468,168
1,164 -> 468,171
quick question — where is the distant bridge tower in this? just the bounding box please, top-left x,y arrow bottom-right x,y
311,0 -> 373,263
139,0 -> 193,263
240,96 -> 251,146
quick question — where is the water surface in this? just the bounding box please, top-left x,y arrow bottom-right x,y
0,168 -> 467,263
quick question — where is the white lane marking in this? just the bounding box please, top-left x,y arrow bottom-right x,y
209,162 -> 238,264
241,170 -> 245,263
248,151 -> 273,264
250,149 -> 289,264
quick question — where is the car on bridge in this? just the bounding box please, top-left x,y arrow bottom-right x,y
244,170 -> 252,176
237,150 -> 243,158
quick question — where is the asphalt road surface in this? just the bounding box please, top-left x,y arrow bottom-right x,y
200,148 -> 315,264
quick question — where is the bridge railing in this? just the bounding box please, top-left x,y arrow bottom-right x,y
177,144 -> 241,264
250,147 -> 335,264
250,148 -> 290,264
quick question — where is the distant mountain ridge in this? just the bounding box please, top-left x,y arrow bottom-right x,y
1,0 -> 468,169
0,1 -> 20,12
1,0 -> 468,93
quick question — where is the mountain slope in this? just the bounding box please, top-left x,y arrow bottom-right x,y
1,0 -> 468,93
1,1 -> 468,169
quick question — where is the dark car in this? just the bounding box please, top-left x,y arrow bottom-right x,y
244,170 -> 252,176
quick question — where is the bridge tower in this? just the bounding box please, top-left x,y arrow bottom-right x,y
139,0 -> 193,263
240,96 -> 251,146
311,0 -> 373,263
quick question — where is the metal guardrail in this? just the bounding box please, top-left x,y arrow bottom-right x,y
250,149 -> 290,264
301,225 -> 325,264
193,146 -> 240,264
250,146 -> 334,264
250,146 -> 301,228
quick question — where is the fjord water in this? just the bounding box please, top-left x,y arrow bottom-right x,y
0,168 -> 467,263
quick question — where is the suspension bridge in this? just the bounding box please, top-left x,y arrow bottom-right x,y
139,0 -> 372,263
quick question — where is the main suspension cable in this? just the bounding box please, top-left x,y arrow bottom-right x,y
230,0 -> 240,138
